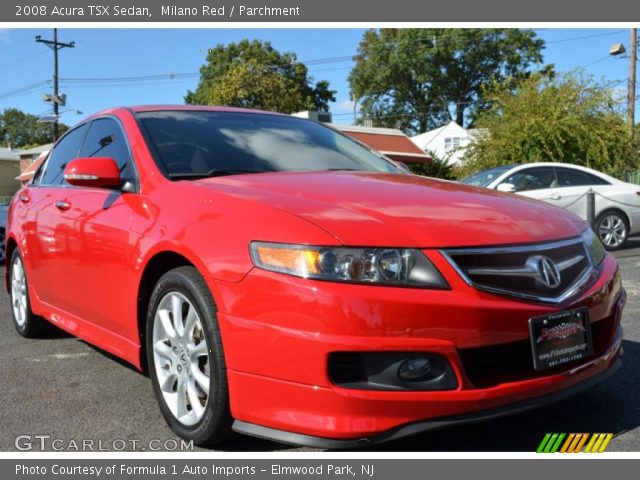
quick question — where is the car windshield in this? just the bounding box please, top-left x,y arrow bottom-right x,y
135,110 -> 400,179
461,165 -> 516,187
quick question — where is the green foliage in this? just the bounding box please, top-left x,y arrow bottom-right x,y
462,71 -> 637,179
408,156 -> 455,180
349,28 -> 546,134
186,39 -> 335,113
0,108 -> 65,148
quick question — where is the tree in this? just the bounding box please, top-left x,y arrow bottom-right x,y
0,108 -> 65,148
461,71 -> 636,179
349,29 -> 546,134
186,39 -> 335,113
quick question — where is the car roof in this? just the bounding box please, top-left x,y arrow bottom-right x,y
499,162 -> 624,185
127,105 -> 286,116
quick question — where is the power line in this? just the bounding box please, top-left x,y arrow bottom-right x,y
0,81 -> 50,101
546,30 -> 627,44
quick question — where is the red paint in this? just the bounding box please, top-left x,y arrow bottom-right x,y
5,106 -> 624,441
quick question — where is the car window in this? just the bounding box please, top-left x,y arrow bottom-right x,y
136,111 -> 399,179
38,124 -> 87,186
461,165 -> 516,187
79,118 -> 133,183
502,167 -> 557,192
555,167 -> 610,187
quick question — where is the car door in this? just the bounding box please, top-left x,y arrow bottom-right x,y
498,166 -> 558,202
51,117 -> 142,340
554,167 -> 611,218
16,124 -> 88,308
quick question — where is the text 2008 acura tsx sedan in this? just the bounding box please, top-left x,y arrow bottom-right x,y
6,106 -> 624,448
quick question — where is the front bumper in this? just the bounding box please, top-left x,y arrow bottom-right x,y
232,357 -> 621,448
211,252 -> 624,445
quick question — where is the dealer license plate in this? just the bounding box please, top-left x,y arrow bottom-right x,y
528,307 -> 593,371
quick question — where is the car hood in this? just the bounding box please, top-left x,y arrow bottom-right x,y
194,171 -> 586,248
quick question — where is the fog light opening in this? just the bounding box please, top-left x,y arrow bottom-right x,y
398,357 -> 433,381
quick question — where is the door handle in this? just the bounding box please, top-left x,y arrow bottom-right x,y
19,194 -> 30,204
550,193 -> 562,200
55,200 -> 71,211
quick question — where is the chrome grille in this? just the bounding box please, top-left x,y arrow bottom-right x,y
443,237 -> 595,304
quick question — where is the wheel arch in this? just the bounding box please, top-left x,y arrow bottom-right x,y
136,250 -> 199,371
596,207 -> 630,228
4,234 -> 18,293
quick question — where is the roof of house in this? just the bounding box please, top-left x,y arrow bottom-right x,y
19,143 -> 54,156
333,124 -> 431,164
411,121 -> 469,150
0,147 -> 20,162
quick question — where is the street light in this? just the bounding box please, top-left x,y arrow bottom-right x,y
36,109 -> 83,124
609,29 -> 637,139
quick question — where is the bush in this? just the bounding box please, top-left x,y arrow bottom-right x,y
461,71 -> 638,180
408,156 -> 456,180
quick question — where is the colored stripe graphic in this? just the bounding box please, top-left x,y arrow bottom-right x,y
560,433 -> 575,453
574,433 -> 589,453
537,433 -> 552,453
537,433 -> 614,453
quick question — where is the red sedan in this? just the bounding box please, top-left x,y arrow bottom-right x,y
5,106 -> 624,448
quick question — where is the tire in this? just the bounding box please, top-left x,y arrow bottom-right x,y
9,249 -> 46,337
595,210 -> 629,251
146,266 -> 233,446
0,228 -> 6,264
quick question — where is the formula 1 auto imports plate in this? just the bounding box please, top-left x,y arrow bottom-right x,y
529,307 -> 593,371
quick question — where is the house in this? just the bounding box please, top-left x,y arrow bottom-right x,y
411,121 -> 486,166
332,124 -> 431,165
19,143 -> 53,173
18,150 -> 48,184
0,147 -> 22,199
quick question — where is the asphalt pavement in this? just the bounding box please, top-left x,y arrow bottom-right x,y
1,239 -> 639,452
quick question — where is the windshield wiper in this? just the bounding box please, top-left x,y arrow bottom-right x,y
168,169 -> 262,180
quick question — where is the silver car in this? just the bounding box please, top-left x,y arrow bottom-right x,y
462,162 -> 640,250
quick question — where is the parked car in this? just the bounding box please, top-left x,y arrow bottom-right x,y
462,163 -> 640,250
6,107 -> 624,448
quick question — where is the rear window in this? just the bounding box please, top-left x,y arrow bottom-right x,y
135,110 -> 399,179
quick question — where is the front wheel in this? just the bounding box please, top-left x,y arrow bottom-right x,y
596,211 -> 629,251
146,266 -> 233,446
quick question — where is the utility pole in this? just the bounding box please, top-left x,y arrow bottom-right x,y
629,28 -> 637,139
36,29 -> 75,141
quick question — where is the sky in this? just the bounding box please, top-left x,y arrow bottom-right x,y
0,28 -> 634,129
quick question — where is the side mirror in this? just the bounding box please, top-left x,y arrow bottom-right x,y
496,183 -> 516,193
63,157 -> 122,189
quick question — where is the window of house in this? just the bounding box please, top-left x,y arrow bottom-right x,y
444,137 -> 461,152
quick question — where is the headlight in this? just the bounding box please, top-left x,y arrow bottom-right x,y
581,228 -> 606,267
249,242 -> 450,288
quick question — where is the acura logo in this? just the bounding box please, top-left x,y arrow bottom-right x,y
527,255 -> 561,289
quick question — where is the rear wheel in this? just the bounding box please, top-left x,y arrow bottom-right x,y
596,211 -> 629,251
9,249 -> 46,337
146,266 -> 233,446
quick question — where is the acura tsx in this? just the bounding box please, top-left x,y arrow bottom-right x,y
5,106 -> 624,447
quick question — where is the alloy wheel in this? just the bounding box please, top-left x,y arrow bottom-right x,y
598,214 -> 627,249
152,292 -> 211,427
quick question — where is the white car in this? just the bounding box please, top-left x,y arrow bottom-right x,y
462,162 -> 640,250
